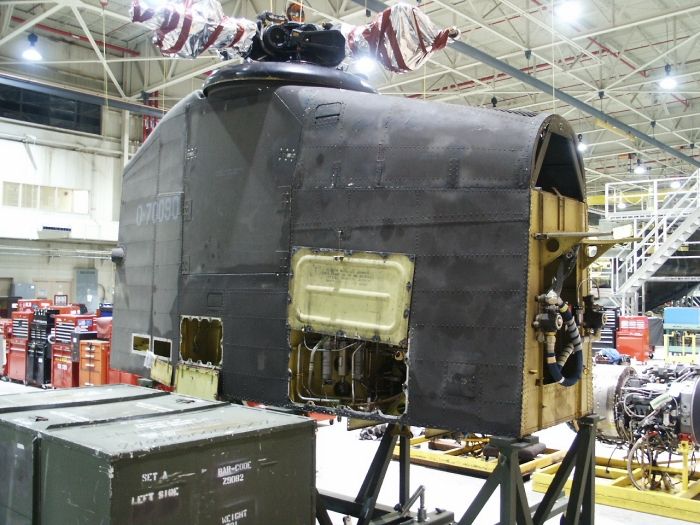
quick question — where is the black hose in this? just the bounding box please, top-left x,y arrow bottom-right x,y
550,247 -> 579,295
545,303 -> 584,387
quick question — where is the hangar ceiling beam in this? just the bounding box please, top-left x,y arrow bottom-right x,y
0,6 -> 13,36
136,59 -> 223,96
352,0 -> 700,170
407,0 -> 691,148
378,4 -> 700,92
497,0 -> 601,64
0,3 -> 62,48
606,34 -> 700,91
71,6 -> 126,98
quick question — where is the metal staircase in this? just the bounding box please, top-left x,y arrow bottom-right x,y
606,171 -> 700,314
591,307 -> 618,354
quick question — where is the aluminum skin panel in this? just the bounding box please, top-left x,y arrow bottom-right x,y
285,84 -> 537,435
112,98 -> 189,376
178,273 -> 290,405
175,82 -> 303,404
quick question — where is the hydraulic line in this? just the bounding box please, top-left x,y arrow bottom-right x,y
544,298 -> 584,387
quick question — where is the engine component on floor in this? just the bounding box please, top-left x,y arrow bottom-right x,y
594,363 -> 700,445
112,57 -> 617,436
593,363 -> 700,490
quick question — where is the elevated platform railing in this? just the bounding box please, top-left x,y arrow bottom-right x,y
605,170 -> 700,314
604,171 -> 700,221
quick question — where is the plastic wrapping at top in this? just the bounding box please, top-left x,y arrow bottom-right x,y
131,0 -> 456,72
341,4 -> 456,73
131,0 -> 257,58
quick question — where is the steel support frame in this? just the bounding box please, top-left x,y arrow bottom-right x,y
316,424 -> 454,525
457,415 -> 597,525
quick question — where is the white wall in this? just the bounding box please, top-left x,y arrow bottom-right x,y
0,114 -> 129,242
0,108 -> 136,306
0,238 -> 116,304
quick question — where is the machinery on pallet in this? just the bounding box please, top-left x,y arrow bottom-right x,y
532,363 -> 700,523
594,363 -> 700,489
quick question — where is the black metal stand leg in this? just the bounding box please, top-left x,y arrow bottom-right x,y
355,424 -> 399,525
399,430 -> 410,506
563,417 -> 596,525
316,489 -> 333,525
533,416 -> 597,525
458,439 -> 533,525
500,448 -> 517,522
458,418 -> 597,525
317,424 -> 454,525
532,433 -> 581,524
457,458 -> 504,525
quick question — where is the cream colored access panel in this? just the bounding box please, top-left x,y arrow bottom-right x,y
288,248 -> 415,345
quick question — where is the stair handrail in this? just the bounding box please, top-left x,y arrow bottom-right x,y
615,206 -> 700,296
611,170 -> 700,298
604,170 -> 700,220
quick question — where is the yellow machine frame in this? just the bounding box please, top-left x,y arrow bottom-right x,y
533,441 -> 700,523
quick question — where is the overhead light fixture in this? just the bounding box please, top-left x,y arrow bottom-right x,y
659,64 -> 677,90
633,158 -> 646,175
556,1 -> 582,23
576,133 -> 587,152
22,33 -> 42,61
618,201 -> 627,210
353,56 -> 377,76
670,180 -> 682,189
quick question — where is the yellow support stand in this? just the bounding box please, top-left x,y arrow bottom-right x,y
532,441 -> 700,523
665,331 -> 700,364
392,434 -> 565,477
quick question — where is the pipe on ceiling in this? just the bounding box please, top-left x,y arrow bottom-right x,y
353,0 -> 700,170
11,15 -> 139,57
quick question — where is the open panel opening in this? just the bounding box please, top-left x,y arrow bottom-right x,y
153,338 -> 172,359
179,316 -> 223,366
131,334 -> 150,353
535,132 -> 584,202
288,329 -> 407,417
